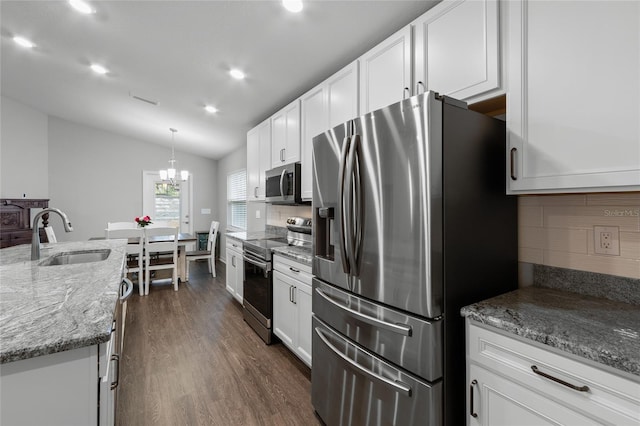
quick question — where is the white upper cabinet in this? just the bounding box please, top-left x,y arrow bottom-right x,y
246,118 -> 271,200
359,26 -> 412,114
506,0 -> 640,193
300,84 -> 327,201
301,61 -> 359,201
413,0 -> 501,102
271,99 -> 301,168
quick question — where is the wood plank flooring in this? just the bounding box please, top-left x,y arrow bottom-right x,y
116,261 -> 323,426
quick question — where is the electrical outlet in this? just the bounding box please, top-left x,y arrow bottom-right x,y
594,226 -> 620,256
256,210 -> 261,219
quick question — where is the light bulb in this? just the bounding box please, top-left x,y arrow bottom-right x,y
90,64 -> 108,74
283,0 -> 303,13
13,36 -> 35,49
168,168 -> 176,180
181,170 -> 189,181
69,0 -> 94,14
159,170 -> 168,180
230,69 -> 245,80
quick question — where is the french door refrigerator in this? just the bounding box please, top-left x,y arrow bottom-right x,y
311,91 -> 517,426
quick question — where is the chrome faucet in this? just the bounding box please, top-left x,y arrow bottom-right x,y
32,208 -> 73,260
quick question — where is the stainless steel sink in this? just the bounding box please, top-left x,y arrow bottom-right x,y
39,249 -> 111,266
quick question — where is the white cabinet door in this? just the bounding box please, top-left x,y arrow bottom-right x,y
468,364 -> 602,426
294,281 -> 312,367
301,61 -> 359,201
272,270 -> 296,348
359,26 -> 412,114
246,126 -> 260,200
225,239 -> 243,302
506,0 -> 640,193
413,0 -> 501,102
257,119 -> 271,199
327,61 -> 359,128
271,99 -> 301,168
300,84 -> 327,201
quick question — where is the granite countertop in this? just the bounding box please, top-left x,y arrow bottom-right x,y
0,239 -> 127,364
461,286 -> 640,377
272,245 -> 312,266
226,231 -> 282,242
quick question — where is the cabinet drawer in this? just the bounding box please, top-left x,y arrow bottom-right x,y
226,238 -> 242,253
273,254 -> 312,283
468,322 -> 640,424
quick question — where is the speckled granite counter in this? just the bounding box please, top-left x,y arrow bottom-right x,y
461,286 -> 640,377
226,231 -> 281,242
0,240 -> 127,363
272,245 -> 312,266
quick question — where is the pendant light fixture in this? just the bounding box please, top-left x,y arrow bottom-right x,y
159,128 -> 188,183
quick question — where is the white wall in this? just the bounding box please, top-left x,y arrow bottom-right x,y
47,117 -> 218,242
217,145 -> 247,261
0,96 -> 49,199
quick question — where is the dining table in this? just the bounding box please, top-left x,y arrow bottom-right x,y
91,232 -> 196,283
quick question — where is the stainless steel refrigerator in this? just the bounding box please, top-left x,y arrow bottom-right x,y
311,91 -> 517,426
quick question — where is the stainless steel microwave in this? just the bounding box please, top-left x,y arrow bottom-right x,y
265,162 -> 303,204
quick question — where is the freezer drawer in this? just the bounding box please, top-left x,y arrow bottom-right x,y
312,317 -> 442,426
313,279 -> 442,382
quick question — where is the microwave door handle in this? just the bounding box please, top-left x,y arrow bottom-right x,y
279,168 -> 287,197
338,136 -> 351,275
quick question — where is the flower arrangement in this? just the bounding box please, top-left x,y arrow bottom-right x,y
135,215 -> 152,228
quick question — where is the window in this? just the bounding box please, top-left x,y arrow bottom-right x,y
228,169 -> 247,230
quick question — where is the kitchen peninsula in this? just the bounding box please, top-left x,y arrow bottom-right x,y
0,239 -> 127,425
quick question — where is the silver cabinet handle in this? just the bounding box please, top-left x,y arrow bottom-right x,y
292,286 -> 296,304
470,379 -> 478,418
315,327 -> 412,397
315,288 -> 412,336
510,147 -> 518,180
289,267 -> 300,273
254,186 -> 258,198
280,148 -> 285,162
231,255 -> 235,268
531,366 -> 589,392
289,285 -> 293,303
110,353 -> 120,390
120,277 -> 133,301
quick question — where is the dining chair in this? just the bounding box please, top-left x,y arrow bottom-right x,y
44,225 -> 57,243
185,221 -> 220,280
107,221 -> 137,230
143,226 -> 179,295
107,228 -> 144,296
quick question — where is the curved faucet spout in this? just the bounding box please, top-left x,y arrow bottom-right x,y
32,208 -> 74,260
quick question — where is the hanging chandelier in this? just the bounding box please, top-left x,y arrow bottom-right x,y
159,128 -> 188,183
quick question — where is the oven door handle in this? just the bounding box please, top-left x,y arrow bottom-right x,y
243,254 -> 269,271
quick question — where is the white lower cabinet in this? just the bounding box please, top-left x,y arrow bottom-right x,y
272,255 -> 312,367
1,331 -> 118,426
225,238 -> 243,303
466,321 -> 640,426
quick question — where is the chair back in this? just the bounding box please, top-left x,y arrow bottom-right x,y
107,228 -> 144,257
108,222 -> 137,230
144,226 -> 179,255
208,221 -> 220,252
44,226 -> 57,243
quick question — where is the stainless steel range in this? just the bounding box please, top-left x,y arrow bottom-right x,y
242,218 -> 311,344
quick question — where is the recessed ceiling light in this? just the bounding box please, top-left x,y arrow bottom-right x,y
230,69 -> 245,80
68,0 -> 94,14
282,0 -> 303,13
90,64 -> 108,75
13,36 -> 35,49
205,105 -> 218,114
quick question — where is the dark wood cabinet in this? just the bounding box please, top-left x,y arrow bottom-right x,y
1,199 -> 50,248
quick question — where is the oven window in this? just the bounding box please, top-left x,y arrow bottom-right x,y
244,262 -> 272,318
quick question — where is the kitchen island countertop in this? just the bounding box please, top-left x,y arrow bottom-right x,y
461,286 -> 640,377
0,239 -> 127,363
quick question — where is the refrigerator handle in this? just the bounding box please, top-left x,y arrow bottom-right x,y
315,287 -> 413,336
403,87 -> 410,100
349,134 -> 364,277
338,136 -> 352,274
315,327 -> 412,397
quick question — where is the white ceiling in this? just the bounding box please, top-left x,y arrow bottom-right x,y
1,0 -> 438,160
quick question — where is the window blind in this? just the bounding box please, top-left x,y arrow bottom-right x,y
228,169 -> 247,229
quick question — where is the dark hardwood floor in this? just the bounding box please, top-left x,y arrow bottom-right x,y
116,260 -> 323,426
